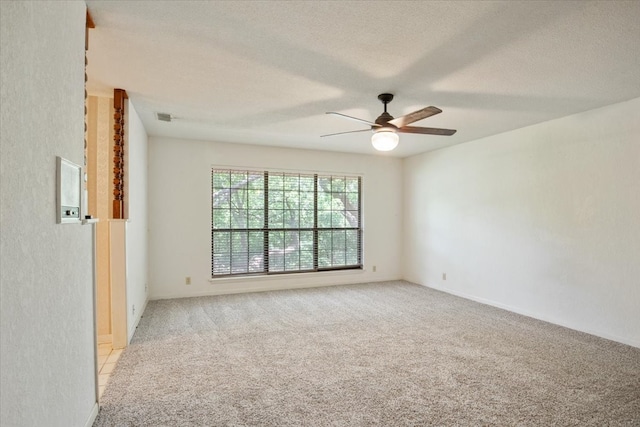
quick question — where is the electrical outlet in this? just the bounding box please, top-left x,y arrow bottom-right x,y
442,273 -> 447,280
372,265 -> 377,272
185,276 -> 191,285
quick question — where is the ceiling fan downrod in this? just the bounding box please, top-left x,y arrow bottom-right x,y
376,93 -> 395,125
378,93 -> 394,113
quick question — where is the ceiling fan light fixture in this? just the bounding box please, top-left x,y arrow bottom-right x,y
324,94 -> 456,148
371,129 -> 399,151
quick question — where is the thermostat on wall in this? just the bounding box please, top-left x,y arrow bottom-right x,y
56,156 -> 82,224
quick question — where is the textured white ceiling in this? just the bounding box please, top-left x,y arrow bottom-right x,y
86,1 -> 640,158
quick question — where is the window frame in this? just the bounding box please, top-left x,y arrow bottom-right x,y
211,168 -> 362,278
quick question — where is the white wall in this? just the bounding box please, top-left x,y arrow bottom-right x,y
148,137 -> 403,299
125,101 -> 149,340
403,97 -> 640,347
0,2 -> 98,426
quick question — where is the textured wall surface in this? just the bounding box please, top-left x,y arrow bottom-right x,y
125,100 -> 149,340
0,2 -> 97,426
148,137 -> 403,299
403,97 -> 640,347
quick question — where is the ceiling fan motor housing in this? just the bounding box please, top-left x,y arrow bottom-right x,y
375,112 -> 395,128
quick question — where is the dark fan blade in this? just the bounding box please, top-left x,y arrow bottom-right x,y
321,128 -> 372,138
388,106 -> 442,128
326,112 -> 379,127
398,126 -> 456,136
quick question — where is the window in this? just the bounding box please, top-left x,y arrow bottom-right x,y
211,169 -> 362,277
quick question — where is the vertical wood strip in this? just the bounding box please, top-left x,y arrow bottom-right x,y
85,10 -> 95,50
113,88 -> 127,219
109,220 -> 128,349
84,10 -> 94,217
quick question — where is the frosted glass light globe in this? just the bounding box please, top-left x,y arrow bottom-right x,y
371,130 -> 399,151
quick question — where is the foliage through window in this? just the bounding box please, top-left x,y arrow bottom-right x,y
211,169 -> 362,276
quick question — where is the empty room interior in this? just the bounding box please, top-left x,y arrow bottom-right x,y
1,1 -> 639,426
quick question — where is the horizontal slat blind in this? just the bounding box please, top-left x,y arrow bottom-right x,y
212,169 -> 362,277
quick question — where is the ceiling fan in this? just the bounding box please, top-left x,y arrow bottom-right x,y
322,93 -> 456,151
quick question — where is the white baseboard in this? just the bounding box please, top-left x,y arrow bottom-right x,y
84,402 -> 99,427
128,297 -> 149,343
419,282 -> 639,349
150,275 -> 401,300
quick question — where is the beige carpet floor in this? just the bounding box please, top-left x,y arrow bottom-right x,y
94,281 -> 640,426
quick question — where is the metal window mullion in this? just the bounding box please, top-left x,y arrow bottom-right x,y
342,194 -> 347,266
330,178 -> 334,267
227,170 -> 232,274
245,173 -> 249,272
342,229 -> 346,266
313,174 -> 318,271
357,176 -> 362,266
263,171 -> 269,273
298,175 -> 301,270
210,168 -> 215,277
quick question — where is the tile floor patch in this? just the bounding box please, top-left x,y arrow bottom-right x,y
97,346 -> 123,399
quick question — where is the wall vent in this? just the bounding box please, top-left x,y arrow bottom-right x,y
156,112 -> 172,122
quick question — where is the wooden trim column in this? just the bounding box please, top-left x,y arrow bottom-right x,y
113,88 -> 128,219
84,11 -> 94,215
85,10 -> 95,50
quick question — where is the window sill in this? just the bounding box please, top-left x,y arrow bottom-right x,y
209,268 -> 365,285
